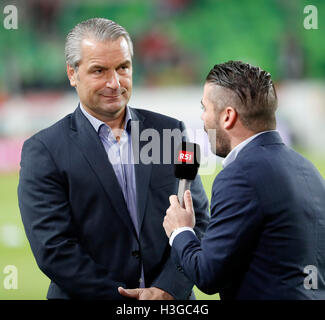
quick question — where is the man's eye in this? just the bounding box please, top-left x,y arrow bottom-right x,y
94,69 -> 102,74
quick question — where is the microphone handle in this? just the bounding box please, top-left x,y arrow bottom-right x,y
177,179 -> 192,208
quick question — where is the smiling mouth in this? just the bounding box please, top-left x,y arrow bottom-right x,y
100,94 -> 121,98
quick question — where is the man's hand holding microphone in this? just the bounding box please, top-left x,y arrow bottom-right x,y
163,142 -> 200,240
163,190 -> 195,238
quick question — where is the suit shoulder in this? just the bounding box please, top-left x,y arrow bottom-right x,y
25,113 -> 72,145
214,160 -> 244,177
131,107 -> 181,127
238,142 -> 315,173
212,146 -> 268,193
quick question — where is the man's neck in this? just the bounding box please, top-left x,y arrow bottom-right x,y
83,104 -> 126,131
230,131 -> 256,150
102,109 -> 126,142
105,111 -> 126,131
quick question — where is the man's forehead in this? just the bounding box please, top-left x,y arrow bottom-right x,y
80,37 -> 131,60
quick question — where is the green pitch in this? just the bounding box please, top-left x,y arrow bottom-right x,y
0,153 -> 324,300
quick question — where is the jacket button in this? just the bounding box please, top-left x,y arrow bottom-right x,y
131,250 -> 140,259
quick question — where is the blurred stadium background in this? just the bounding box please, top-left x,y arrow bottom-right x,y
0,0 -> 325,300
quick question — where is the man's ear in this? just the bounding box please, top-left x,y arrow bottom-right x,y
67,64 -> 77,87
223,107 -> 237,130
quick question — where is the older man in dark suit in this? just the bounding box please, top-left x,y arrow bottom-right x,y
18,18 -> 209,300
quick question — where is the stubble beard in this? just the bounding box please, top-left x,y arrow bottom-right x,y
205,125 -> 231,158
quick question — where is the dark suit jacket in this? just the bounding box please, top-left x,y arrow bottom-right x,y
172,131 -> 325,299
18,106 -> 209,299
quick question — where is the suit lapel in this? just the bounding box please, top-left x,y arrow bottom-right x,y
129,108 -> 152,233
69,106 -> 138,238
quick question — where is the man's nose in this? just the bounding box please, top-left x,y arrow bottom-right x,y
105,70 -> 120,89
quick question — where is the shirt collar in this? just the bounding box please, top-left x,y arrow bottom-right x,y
222,130 -> 277,168
79,103 -> 132,133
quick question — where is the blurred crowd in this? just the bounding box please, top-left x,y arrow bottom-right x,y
0,0 -> 324,97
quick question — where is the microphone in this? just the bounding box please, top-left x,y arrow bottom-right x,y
174,141 -> 200,208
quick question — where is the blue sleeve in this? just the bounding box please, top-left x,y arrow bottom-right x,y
171,166 -> 263,294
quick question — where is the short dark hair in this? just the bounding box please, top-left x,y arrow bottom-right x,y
206,60 -> 278,132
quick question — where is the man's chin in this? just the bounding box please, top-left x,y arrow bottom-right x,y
99,101 -> 126,114
211,144 -> 230,158
215,149 -> 230,158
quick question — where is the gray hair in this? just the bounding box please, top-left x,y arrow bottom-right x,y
65,18 -> 134,70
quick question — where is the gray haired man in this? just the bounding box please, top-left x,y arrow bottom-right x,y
18,18 -> 209,300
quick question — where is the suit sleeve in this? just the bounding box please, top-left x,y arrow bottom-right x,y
151,120 -> 210,299
18,137 -> 127,299
171,166 -> 263,294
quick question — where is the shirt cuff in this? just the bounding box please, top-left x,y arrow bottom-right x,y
169,227 -> 196,246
